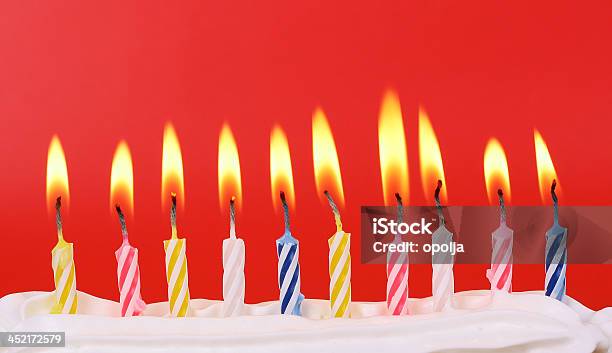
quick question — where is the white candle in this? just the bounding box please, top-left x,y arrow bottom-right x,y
432,181 -> 454,312
223,197 -> 245,317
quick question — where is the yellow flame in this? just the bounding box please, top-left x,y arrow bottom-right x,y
534,129 -> 560,203
218,123 -> 243,211
270,125 -> 295,212
46,135 -> 70,212
161,122 -> 185,209
312,108 -> 345,207
483,138 -> 511,204
419,107 -> 446,204
110,141 -> 134,216
378,89 -> 409,206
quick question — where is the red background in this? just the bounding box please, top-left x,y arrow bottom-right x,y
1,1 -> 611,309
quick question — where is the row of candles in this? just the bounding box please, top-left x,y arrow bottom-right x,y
46,90 -> 567,318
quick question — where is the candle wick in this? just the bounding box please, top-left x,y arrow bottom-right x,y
551,179 -> 559,225
55,196 -> 64,242
497,189 -> 507,224
434,180 -> 445,226
229,197 -> 236,238
395,192 -> 404,239
280,191 -> 291,234
170,192 -> 178,239
115,204 -> 129,242
324,190 -> 342,232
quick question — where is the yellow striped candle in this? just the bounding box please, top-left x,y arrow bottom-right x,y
51,197 -> 78,314
325,191 -> 351,318
164,193 -> 190,317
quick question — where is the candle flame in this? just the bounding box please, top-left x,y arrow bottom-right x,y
312,107 -> 345,207
270,125 -> 295,213
161,123 -> 185,210
46,135 -> 69,213
418,107 -> 446,204
534,129 -> 560,203
218,123 -> 243,211
378,89 -> 409,205
110,141 -> 134,216
483,138 -> 511,204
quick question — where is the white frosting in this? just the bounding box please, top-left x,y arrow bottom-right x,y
1,290 -> 611,353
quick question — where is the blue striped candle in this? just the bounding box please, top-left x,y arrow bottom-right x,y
545,180 -> 566,301
276,192 -> 304,315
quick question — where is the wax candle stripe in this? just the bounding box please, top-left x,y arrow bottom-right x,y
545,180 -> 567,301
278,245 -> 297,294
278,243 -> 301,313
52,251 -> 77,314
386,192 -> 409,315
329,235 -> 350,292
545,257 -> 566,298
51,197 -> 78,315
330,253 -> 351,317
387,251 -> 408,315
116,246 -> 145,316
276,191 -> 304,315
388,267 -> 408,314
165,238 -> 190,316
223,244 -> 245,310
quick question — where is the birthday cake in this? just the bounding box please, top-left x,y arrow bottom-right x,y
1,290 -> 611,353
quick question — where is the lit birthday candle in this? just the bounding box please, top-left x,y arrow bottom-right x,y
110,141 -> 146,317
312,108 -> 350,318
161,123 -> 190,317
533,130 -> 566,301
270,125 -> 303,315
484,138 -> 513,292
487,189 -> 513,293
378,89 -> 410,316
46,135 -> 77,315
219,124 -> 245,317
432,181 -> 454,312
418,107 -> 455,312
325,190 -> 351,318
545,180 -> 567,301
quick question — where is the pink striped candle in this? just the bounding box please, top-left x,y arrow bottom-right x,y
115,205 -> 146,317
386,192 -> 408,315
